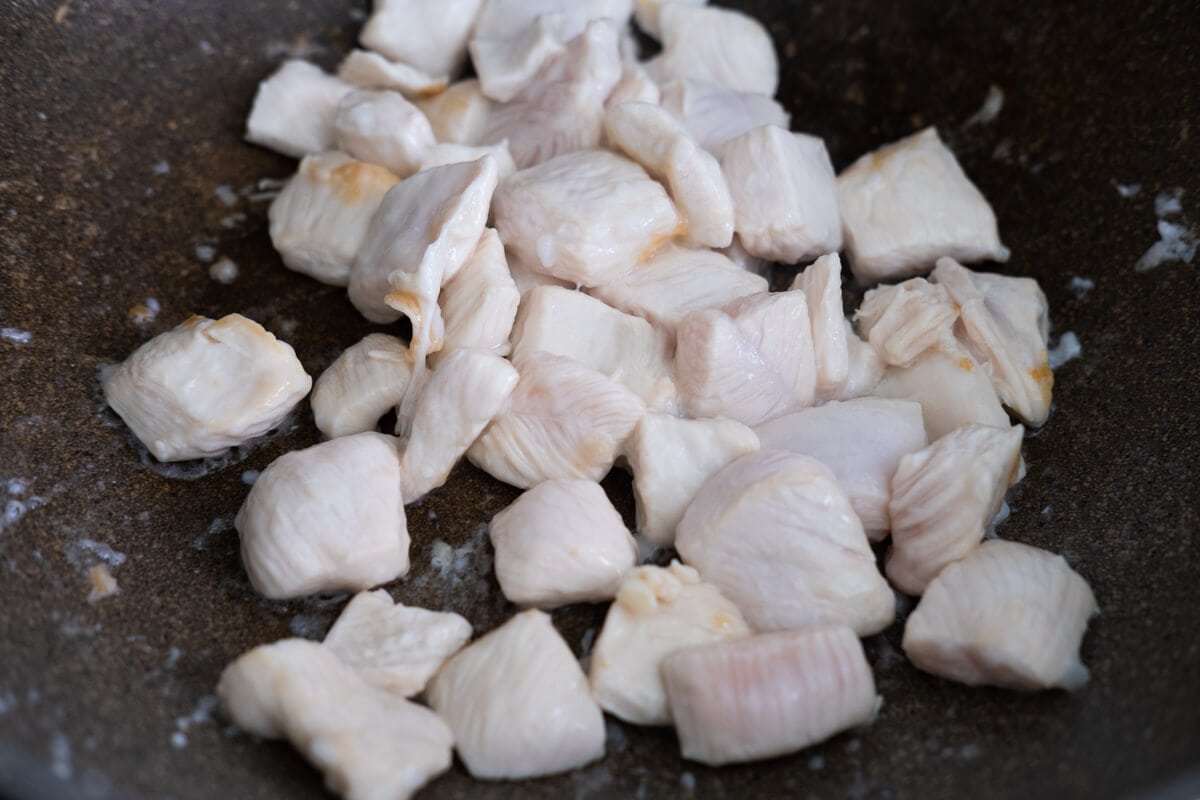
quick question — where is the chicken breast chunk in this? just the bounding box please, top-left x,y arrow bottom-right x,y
235,432 -> 408,599
645,5 -> 778,96
662,626 -> 880,766
473,0 -> 632,40
874,350 -> 1009,441
903,540 -> 1098,690
426,609 -> 606,779
677,450 -> 895,635
334,90 -> 436,178
855,277 -> 961,367
418,141 -> 517,180
660,79 -> 790,154
360,0 -> 483,77
336,49 -> 448,99
837,319 -> 887,400
311,333 -> 412,439
790,253 -> 849,398
469,13 -> 570,103
436,229 -> 520,358
245,60 -> 353,158
416,79 -> 492,145
102,314 -> 310,462
606,62 -> 661,107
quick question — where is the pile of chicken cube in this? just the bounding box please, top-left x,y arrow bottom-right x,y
101,1 -> 1098,797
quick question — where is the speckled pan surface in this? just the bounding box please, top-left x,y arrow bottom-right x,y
1,1 -> 1197,799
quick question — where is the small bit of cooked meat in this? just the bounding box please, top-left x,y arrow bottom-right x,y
334,90 -> 437,178
86,564 -> 119,604
360,0 -> 483,77
855,276 -> 962,368
677,450 -> 895,635
720,234 -> 770,276
102,314 -> 311,462
645,5 -> 778,96
217,639 -> 453,800
245,60 -> 353,159
633,0 -> 707,39
436,229 -> 520,358
589,561 -> 750,726
837,126 -> 1010,285
874,350 -> 1010,441
489,479 -> 638,608
659,79 -> 790,154
235,432 -> 408,599
418,141 -> 517,180
322,589 -> 472,697
791,253 -> 849,398
903,539 -> 1098,691
661,626 -> 880,766
311,333 -> 412,440
415,79 -> 493,145
426,609 -> 606,779
469,14 -> 570,103
837,318 -> 887,400
336,49 -> 448,98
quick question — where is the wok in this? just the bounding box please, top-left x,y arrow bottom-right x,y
1,1 -> 1197,798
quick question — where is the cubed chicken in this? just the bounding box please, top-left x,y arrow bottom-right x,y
507,252 -> 575,297
311,333 -> 412,439
469,14 -> 570,103
217,639 -> 452,800
626,414 -> 760,546
790,253 -> 849,398
838,127 -> 1009,285
472,0 -> 633,41
360,0 -> 483,77
334,90 -> 436,178
838,319 -> 887,400
102,314 -> 310,462
268,152 -> 399,287
606,62 -> 661,107
426,609 -> 606,779
855,277 -> 961,367
492,149 -> 680,288
662,626 -> 880,765
874,350 -> 1010,441
753,398 -> 928,538
322,590 -> 472,696
676,450 -> 895,635
902,540 -> 1098,690
418,141 -> 517,181
235,432 -> 408,599
589,561 -> 750,725
489,479 -> 638,608
886,424 -> 1024,594
633,0 -> 707,39
720,234 -> 770,277
416,79 -> 493,145
467,352 -> 646,489
645,5 -> 777,96
660,79 -> 790,154
436,229 -> 520,358
721,125 -> 842,264
245,60 -> 353,158
336,49 -> 448,98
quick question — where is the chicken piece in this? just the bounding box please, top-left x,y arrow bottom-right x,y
855,277 -> 961,367
903,540 -> 1098,690
837,319 -> 887,400
721,125 -> 842,264
311,334 -> 412,439
437,229 -> 520,358
507,254 -> 574,297
931,258 -> 1053,426
336,49 -> 448,98
418,141 -> 517,181
493,149 -> 680,287
627,414 -> 760,545
322,590 -> 471,697
416,79 -> 493,145
399,349 -> 519,501
606,62 -> 661,107
469,14 -> 570,103
754,398 -> 927,538
360,0 -> 482,77
480,20 -> 623,169
268,152 -> 399,287
886,424 -> 1024,594
590,561 -> 749,725
472,0 -> 632,41
334,90 -> 436,178
426,609 -> 605,779
838,127 -> 1010,285
875,350 -> 1010,441
677,450 -> 895,635
720,234 -> 770,277
662,626 -> 879,766
102,315 -> 310,462
489,479 -> 638,608
674,292 -> 817,426
605,102 -> 734,248
509,286 -> 677,411
467,353 -> 645,488
645,6 -> 777,96
217,639 -> 452,800
660,79 -> 790,154
245,60 -> 353,158
790,253 -> 849,398
235,432 -> 408,599
633,0 -> 706,39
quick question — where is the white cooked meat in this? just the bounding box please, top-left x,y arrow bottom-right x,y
874,350 -> 1010,441
837,318 -> 887,400
604,101 -> 735,248
590,561 -> 750,726
334,90 -> 436,178
416,79 -> 493,145
467,352 -> 646,488
633,0 -> 707,39
838,126 -> 1010,285
659,78 -> 790,154
217,639 -> 453,800
489,479 -> 638,608
903,540 -> 1098,690
509,286 -> 677,411
662,626 -> 880,766
676,450 -> 895,635
720,234 -> 770,276
336,49 -> 448,98
436,228 -> 520,358
311,333 -> 412,439
753,398 -> 927,538
469,13 -> 570,103
790,253 -> 849,399
426,609 -> 606,779
855,276 -> 961,367
399,348 -> 519,501
245,59 -> 353,159
493,149 -> 681,288
102,314 -> 310,462
418,141 -> 517,181
721,125 -> 842,264
887,424 -> 1024,595
626,414 -> 760,546
606,62 -> 661,107
360,0 -> 483,77
322,589 -> 472,697
674,292 -> 817,426
646,5 -> 778,96
235,432 -> 408,599
472,0 -> 632,41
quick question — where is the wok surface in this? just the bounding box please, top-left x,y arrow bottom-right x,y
1,1 -> 1198,798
